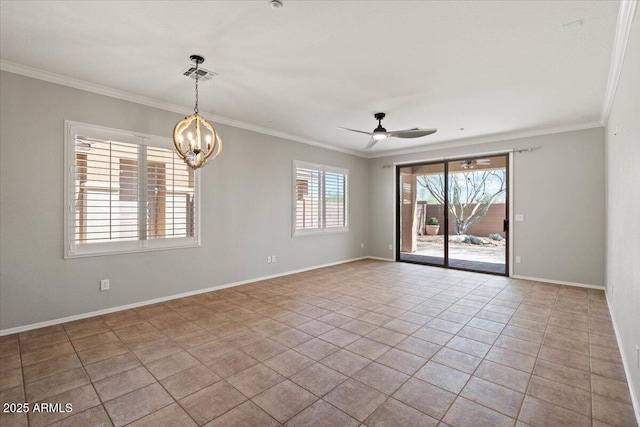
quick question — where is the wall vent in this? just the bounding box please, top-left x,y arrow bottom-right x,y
182,66 -> 217,81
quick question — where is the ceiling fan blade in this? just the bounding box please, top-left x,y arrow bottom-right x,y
365,137 -> 380,149
339,127 -> 373,136
388,128 -> 438,139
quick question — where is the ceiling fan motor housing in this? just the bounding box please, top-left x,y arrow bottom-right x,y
373,112 -> 387,135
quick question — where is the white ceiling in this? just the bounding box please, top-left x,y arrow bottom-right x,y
0,1 -> 620,156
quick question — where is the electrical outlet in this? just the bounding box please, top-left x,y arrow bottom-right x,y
272,255 -> 277,263
361,242 -> 364,248
267,256 -> 272,263
515,256 -> 521,263
388,244 -> 393,250
100,279 -> 110,291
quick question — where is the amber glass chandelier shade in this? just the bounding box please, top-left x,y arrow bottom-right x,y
173,112 -> 222,170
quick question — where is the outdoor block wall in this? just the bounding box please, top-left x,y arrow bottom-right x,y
417,202 -> 507,237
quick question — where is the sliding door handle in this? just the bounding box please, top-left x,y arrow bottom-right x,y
503,219 -> 509,233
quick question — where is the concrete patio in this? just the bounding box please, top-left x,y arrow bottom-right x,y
400,236 -> 507,274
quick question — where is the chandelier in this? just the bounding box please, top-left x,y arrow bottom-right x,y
173,55 -> 222,169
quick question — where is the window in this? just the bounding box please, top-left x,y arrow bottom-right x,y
65,122 -> 199,257
293,161 -> 348,236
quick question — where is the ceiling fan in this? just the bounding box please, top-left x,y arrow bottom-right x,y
460,158 -> 491,169
341,113 -> 437,149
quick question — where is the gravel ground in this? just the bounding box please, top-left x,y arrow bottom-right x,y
413,235 -> 506,263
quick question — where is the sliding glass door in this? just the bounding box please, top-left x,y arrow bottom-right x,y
397,154 -> 509,275
398,163 -> 446,265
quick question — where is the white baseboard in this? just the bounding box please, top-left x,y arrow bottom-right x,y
1,259 -> 610,336
605,290 -> 640,426
0,256 -> 370,336
368,256 -> 394,262
511,274 -> 605,290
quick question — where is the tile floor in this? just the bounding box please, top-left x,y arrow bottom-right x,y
0,260 -> 636,427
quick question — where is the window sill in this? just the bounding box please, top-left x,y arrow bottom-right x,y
292,227 -> 349,237
64,239 -> 200,259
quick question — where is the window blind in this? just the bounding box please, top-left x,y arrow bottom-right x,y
324,171 -> 346,228
74,138 -> 139,243
295,167 -> 322,230
293,162 -> 348,235
146,146 -> 195,239
66,122 -> 199,258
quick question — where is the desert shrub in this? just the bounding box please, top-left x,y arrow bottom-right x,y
463,235 -> 483,245
427,217 -> 439,226
489,233 -> 503,241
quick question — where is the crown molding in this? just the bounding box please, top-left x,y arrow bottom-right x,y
365,121 -> 603,159
0,60 -> 365,158
0,59 -> 611,160
600,0 -> 638,125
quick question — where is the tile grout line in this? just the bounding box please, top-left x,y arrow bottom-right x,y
118,307 -> 217,427
436,276 -> 526,423
23,322 -> 114,427
376,275 -> 505,422
67,319 -> 150,427
515,287 -> 604,423
7,261 -> 632,427
73,311 -> 195,427
429,278 -> 495,423
512,282 -> 555,424
16,332 -> 30,427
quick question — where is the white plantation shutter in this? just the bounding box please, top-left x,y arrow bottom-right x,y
293,161 -> 348,236
324,171 -> 346,228
295,167 -> 322,230
146,147 -> 195,240
65,122 -> 199,257
73,138 -> 139,244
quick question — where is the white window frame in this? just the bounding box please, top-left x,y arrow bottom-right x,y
292,160 -> 349,237
64,121 -> 201,258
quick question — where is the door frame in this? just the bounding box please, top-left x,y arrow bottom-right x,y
394,152 -> 511,276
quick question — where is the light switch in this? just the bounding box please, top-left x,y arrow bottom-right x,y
515,214 -> 525,222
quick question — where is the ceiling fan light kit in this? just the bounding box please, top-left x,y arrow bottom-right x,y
372,112 -> 388,140
342,112 -> 437,149
173,55 -> 222,170
460,158 -> 491,169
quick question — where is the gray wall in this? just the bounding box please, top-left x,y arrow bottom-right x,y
0,70 -> 611,333
368,127 -> 606,287
605,10 -> 640,411
0,71 -> 369,331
